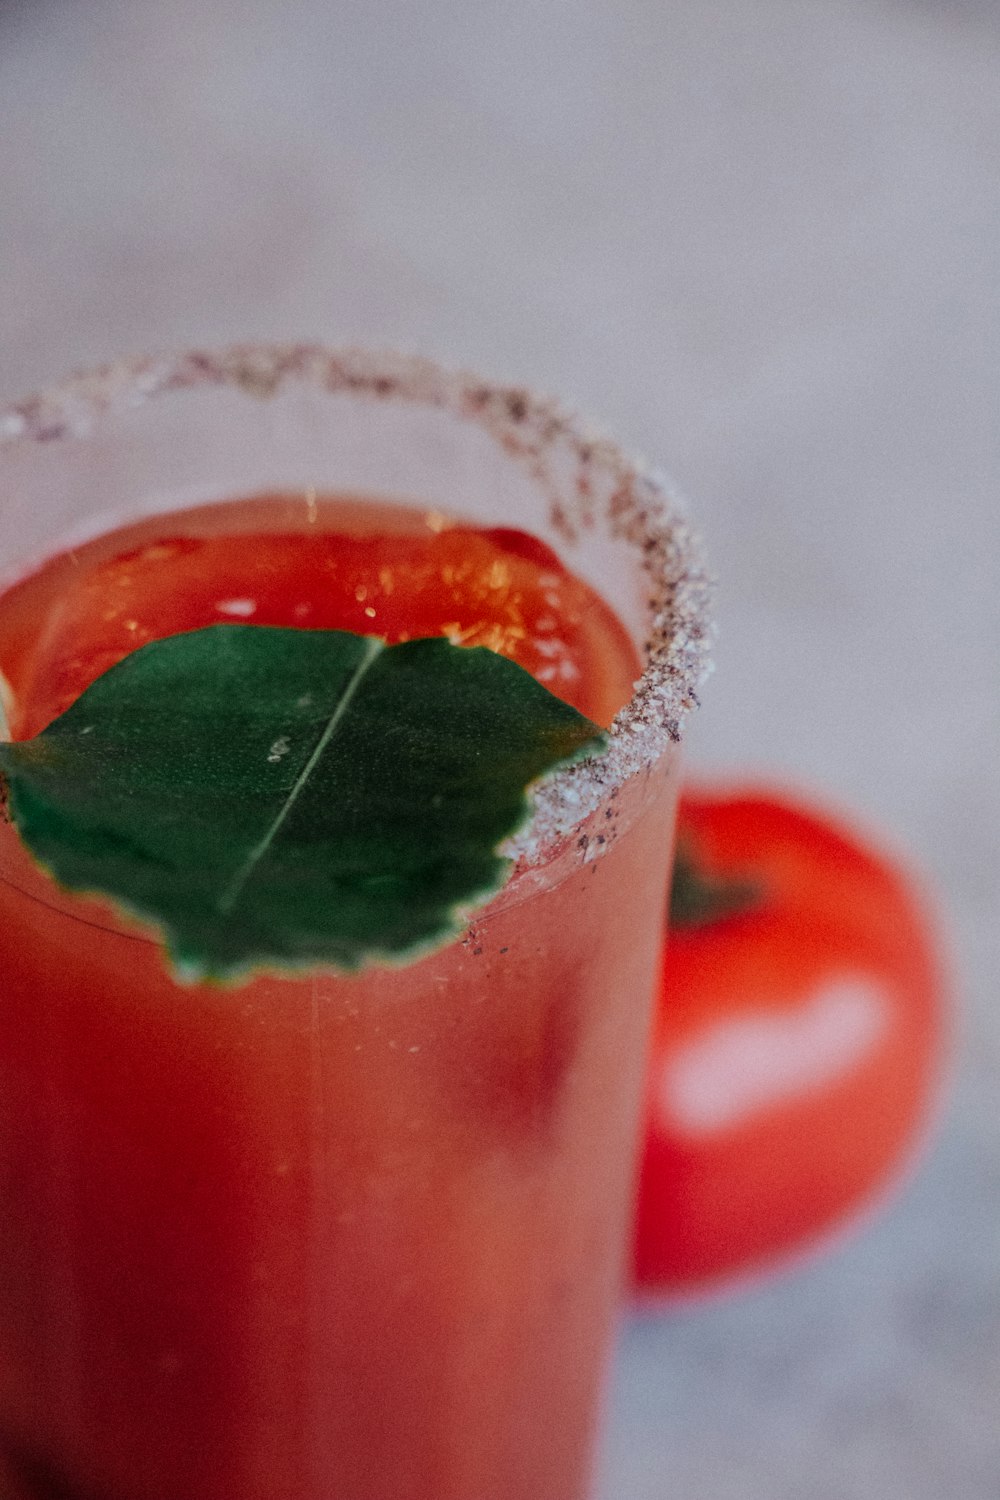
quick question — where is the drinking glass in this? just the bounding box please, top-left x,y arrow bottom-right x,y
0,346 -> 711,1500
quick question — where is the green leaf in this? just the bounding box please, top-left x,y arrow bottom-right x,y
0,625 -> 607,982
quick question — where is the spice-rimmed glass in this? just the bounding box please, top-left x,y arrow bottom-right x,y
0,345 -> 711,1500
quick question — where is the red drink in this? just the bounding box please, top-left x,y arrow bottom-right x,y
0,349 -> 709,1500
0,495 -> 636,740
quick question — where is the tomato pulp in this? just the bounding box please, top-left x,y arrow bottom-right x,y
0,496 -> 678,1500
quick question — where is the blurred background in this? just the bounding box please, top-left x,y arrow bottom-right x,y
1,1 -> 997,1495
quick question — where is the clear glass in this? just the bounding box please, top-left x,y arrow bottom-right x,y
0,346 -> 711,1500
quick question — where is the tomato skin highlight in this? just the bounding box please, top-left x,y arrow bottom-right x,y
632,786 -> 947,1300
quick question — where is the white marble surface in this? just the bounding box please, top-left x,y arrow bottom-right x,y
1,1 -> 998,1495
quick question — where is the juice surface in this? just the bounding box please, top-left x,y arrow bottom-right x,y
0,496 -> 668,1500
0,493 -> 639,741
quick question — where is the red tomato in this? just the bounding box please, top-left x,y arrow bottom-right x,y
633,786 -> 947,1299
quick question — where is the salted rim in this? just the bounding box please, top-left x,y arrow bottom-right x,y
0,342 -> 713,866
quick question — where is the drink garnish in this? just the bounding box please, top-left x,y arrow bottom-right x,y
0,624 -> 607,983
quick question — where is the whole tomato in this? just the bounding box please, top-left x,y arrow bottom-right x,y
633,786 -> 947,1299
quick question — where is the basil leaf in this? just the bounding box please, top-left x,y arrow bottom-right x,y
0,625 -> 607,982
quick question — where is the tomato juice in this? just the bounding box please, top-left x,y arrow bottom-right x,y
0,496 -> 679,1500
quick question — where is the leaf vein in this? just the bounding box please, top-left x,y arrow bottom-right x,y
216,635 -> 385,913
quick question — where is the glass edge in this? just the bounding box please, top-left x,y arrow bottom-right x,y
0,341 -> 715,866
